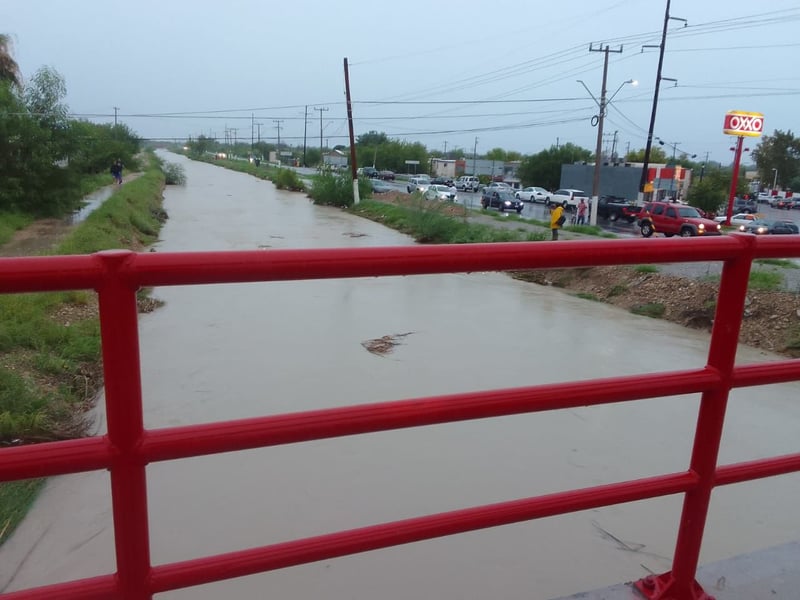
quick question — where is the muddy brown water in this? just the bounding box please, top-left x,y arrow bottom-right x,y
2,152 -> 799,599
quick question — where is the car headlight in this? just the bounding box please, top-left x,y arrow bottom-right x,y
738,225 -> 746,232
698,223 -> 705,230
504,201 -> 511,206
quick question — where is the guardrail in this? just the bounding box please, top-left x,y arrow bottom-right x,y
1,234 -> 799,599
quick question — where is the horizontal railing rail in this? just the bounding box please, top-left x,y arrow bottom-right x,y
1,234 -> 799,600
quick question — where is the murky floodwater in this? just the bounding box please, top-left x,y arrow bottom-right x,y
2,152 -> 799,598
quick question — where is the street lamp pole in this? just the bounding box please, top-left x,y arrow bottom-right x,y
772,168 -> 778,190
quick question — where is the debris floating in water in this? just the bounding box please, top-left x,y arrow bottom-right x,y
361,332 -> 415,356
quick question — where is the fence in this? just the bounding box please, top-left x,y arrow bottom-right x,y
1,235 -> 800,599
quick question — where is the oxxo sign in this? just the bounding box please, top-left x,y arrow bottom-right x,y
723,110 -> 764,137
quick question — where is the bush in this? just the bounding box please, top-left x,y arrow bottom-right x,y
272,168 -> 305,192
308,172 -> 371,207
162,162 -> 186,185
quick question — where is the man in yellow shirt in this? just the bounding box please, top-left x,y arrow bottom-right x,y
549,202 -> 565,241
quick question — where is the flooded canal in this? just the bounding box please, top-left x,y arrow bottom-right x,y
1,152 -> 798,599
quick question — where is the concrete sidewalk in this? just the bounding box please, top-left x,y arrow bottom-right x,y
555,541 -> 800,599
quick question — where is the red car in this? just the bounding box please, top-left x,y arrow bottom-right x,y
638,201 -> 722,237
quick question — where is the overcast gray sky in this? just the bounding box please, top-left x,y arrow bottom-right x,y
3,0 -> 798,163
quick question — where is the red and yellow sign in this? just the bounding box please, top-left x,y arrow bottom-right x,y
723,110 -> 764,137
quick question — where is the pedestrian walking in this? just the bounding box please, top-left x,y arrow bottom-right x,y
549,202 -> 565,241
576,198 -> 587,225
110,159 -> 123,185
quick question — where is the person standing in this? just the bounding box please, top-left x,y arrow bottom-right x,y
549,202 -> 565,241
576,198 -> 587,225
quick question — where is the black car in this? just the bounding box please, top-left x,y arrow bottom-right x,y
743,219 -> 799,235
359,166 -> 380,178
481,190 -> 523,213
430,176 -> 455,187
378,170 -> 396,181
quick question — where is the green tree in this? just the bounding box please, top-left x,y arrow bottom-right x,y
485,147 -> 507,161
686,179 -> 726,215
751,129 -> 800,190
356,130 -> 389,146
626,146 -> 668,163
516,143 -> 592,189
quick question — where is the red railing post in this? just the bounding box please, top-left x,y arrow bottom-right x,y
635,234 -> 756,600
96,251 -> 152,599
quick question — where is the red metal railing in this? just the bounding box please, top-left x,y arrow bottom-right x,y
1,235 -> 800,600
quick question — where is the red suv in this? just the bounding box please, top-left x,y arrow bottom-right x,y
638,201 -> 722,238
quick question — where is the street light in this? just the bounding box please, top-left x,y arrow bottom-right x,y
577,78 -> 637,225
772,168 -> 779,190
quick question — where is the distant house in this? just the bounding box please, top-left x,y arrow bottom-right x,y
323,149 -> 348,169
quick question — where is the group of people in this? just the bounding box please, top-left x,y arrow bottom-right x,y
110,159 -> 123,185
548,198 -> 588,240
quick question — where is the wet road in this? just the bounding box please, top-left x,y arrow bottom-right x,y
2,153 -> 799,599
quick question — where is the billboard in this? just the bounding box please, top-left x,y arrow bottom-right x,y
723,111 -> 764,137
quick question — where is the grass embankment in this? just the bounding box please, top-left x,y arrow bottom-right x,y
350,199 -> 548,243
0,155 -> 168,546
190,155 -> 305,191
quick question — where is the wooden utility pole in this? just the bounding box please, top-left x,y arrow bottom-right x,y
314,106 -> 328,163
343,57 -> 360,205
303,105 -> 308,167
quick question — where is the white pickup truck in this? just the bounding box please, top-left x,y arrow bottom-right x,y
550,188 -> 589,209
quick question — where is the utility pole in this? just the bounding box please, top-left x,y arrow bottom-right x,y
303,105 -> 308,167
251,114 -> 255,154
443,140 -> 448,156
314,107 -> 329,166
589,43 -> 623,226
256,122 -> 263,144
113,106 -> 119,127
343,57 -> 360,205
638,0 -> 687,201
611,130 -> 619,161
699,151 -> 710,182
273,120 -> 284,153
472,137 -> 478,177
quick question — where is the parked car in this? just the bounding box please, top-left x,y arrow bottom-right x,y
370,179 -> 393,194
480,181 -> 512,193
407,175 -> 431,193
713,212 -> 761,230
776,197 -> 795,210
515,186 -> 550,203
455,175 -> 481,192
379,170 -> 396,181
425,184 -> 457,202
550,188 -> 589,209
743,219 -> 799,235
733,197 -> 758,213
638,201 -> 722,237
430,176 -> 455,187
481,190 -> 523,213
358,166 -> 380,178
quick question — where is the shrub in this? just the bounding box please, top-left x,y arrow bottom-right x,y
308,172 -> 371,207
162,162 -> 186,185
607,284 -> 628,297
272,168 -> 305,192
